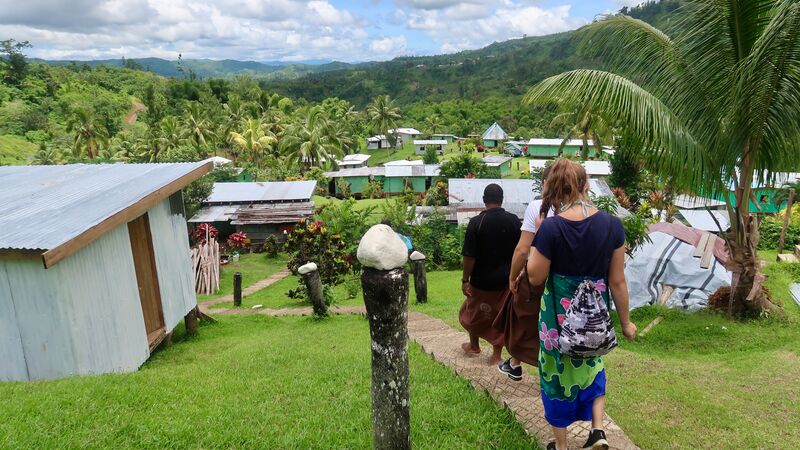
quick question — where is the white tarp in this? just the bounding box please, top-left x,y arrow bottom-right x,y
625,232 -> 732,311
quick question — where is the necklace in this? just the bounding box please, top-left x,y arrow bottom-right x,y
559,200 -> 594,217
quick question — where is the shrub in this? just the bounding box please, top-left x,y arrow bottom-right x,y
621,213 -> 652,255
226,231 -> 249,251
191,223 -> 218,245
423,180 -> 448,206
362,179 -> 384,199
344,274 -> 361,300
315,198 -> 376,259
410,208 -> 463,270
284,219 -> 351,286
263,235 -> 281,258
758,216 -> 800,250
439,153 -> 500,179
423,146 -> 439,164
336,179 -> 353,199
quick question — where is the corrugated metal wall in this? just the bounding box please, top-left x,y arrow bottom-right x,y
0,226 -> 149,381
0,264 -> 29,381
148,197 -> 197,330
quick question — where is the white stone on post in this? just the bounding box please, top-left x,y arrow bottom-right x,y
298,262 -> 327,317
357,225 -> 410,450
409,251 -> 428,304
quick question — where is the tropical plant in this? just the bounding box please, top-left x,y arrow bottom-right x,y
362,179 -> 384,199
65,106 -> 109,159
31,143 -> 62,165
422,146 -> 440,164
182,101 -> 216,150
281,106 -> 345,171
423,180 -> 449,206
439,153 -> 500,179
550,105 -> 614,160
425,114 -> 443,134
157,116 -> 185,152
366,95 -> 401,149
284,218 -> 351,286
315,198 -> 377,258
226,231 -> 249,250
524,0 -> 800,316
229,118 -> 277,176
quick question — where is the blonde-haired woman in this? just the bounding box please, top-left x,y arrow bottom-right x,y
527,158 -> 636,450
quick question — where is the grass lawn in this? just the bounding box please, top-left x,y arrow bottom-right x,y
0,315 -> 535,448
224,255 -> 800,449
197,252 -> 288,302
0,134 -> 37,165
367,142 -> 418,165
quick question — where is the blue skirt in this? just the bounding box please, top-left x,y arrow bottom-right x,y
541,370 -> 606,428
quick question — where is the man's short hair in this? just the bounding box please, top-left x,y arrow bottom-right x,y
483,183 -> 503,205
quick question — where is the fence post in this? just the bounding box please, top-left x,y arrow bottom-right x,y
233,272 -> 243,307
357,225 -> 411,450
409,251 -> 428,304
184,307 -> 199,336
299,262 -> 327,317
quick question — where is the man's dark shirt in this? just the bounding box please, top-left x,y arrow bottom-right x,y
462,207 -> 522,291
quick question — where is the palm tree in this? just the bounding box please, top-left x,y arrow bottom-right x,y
229,118 -> 277,178
31,143 -> 62,165
366,95 -> 401,150
281,106 -> 346,171
66,107 -> 109,159
425,115 -> 444,135
550,106 -> 614,159
182,102 -> 216,152
524,0 -> 800,316
158,116 -> 184,151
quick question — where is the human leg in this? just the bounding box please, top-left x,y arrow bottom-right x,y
461,334 -> 480,354
488,344 -> 503,365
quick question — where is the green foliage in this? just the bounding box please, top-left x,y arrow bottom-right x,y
423,180 -> 448,207
263,235 -> 281,258
284,218 -> 351,286
410,209 -> 464,270
336,178 -> 352,199
0,134 -> 37,165
758,217 -> 800,250
158,145 -> 202,162
592,195 -> 619,215
315,198 -> 376,259
422,146 -> 439,164
361,179 -> 384,199
380,197 -> 416,236
621,213 -> 652,255
0,39 -> 32,85
182,175 -> 214,220
608,137 -> 646,207
438,153 -> 499,179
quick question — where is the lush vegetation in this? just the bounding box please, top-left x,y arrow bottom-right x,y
0,315 -> 535,448
196,253 -> 288,302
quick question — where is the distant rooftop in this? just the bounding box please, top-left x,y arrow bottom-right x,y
206,181 -> 317,204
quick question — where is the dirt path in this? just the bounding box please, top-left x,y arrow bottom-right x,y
123,99 -> 146,125
201,289 -> 638,449
198,269 -> 291,314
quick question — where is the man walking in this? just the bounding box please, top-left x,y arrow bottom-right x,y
459,184 -> 522,365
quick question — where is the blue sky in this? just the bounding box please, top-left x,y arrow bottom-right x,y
0,0 -> 642,62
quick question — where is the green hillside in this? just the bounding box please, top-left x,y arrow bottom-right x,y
0,135 -> 37,165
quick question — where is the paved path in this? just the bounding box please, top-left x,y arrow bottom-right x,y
202,288 -> 638,449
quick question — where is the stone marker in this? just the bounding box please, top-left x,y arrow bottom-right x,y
357,225 -> 410,450
409,251 -> 428,304
233,272 -> 243,307
299,262 -> 327,317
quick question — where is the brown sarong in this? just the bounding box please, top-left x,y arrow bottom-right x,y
492,267 -> 542,366
458,285 -> 506,347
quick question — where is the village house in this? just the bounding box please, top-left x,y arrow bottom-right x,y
430,133 -> 459,144
323,166 -> 385,196
482,155 -> 513,176
190,181 -> 317,242
0,162 -> 211,382
336,153 -> 371,169
526,138 -> 599,158
482,122 -> 508,148
413,139 -> 447,156
366,135 -> 391,150
389,128 -> 422,147
323,160 -> 441,197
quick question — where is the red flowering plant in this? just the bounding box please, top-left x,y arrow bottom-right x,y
226,231 -> 249,251
284,218 -> 351,287
191,223 -> 219,245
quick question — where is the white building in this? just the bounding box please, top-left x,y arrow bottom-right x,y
390,128 -> 422,147
336,153 -> 371,168
413,140 -> 448,155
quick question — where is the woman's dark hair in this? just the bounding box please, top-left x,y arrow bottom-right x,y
540,158 -> 588,214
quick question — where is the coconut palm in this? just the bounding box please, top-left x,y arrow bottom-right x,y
229,118 -> 277,178
65,107 -> 109,159
281,106 -> 346,171
31,143 -> 62,165
524,0 -> 800,316
550,106 -> 614,159
367,95 -> 401,150
182,102 -> 216,151
158,116 -> 185,151
425,115 -> 444,135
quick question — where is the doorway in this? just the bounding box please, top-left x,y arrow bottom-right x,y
128,213 -> 166,349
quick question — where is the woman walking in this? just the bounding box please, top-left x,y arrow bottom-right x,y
527,159 -> 636,450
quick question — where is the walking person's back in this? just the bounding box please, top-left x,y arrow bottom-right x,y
459,184 -> 521,365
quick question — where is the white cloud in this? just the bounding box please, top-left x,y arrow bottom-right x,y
369,36 -> 407,55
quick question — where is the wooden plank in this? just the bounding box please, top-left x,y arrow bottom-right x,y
147,328 -> 167,352
694,232 -> 710,258
0,248 -> 45,262
128,213 -> 166,336
700,234 -> 715,269
657,285 -> 675,306
41,161 -> 212,269
640,316 -> 664,337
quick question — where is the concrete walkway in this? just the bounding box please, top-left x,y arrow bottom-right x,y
202,294 -> 638,450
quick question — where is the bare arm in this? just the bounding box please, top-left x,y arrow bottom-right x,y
462,256 -> 476,297
609,246 -> 637,340
509,230 -> 535,293
526,248 -> 551,287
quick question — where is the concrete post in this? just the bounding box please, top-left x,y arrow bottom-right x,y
299,262 -> 327,317
409,251 -> 428,304
233,272 -> 243,307
357,224 -> 411,450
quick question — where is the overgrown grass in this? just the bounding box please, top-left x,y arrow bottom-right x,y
0,315 -> 535,448
196,252 -> 288,302
0,135 -> 37,165
226,256 -> 800,449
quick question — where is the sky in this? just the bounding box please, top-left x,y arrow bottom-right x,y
0,0 -> 643,63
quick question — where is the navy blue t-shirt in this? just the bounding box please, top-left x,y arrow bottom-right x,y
532,211 -> 625,279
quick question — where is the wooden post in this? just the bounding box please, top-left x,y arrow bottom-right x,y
357,224 -> 411,450
777,188 -> 795,261
233,272 -> 243,307
409,251 -> 428,304
299,262 -> 327,317
185,307 -> 199,336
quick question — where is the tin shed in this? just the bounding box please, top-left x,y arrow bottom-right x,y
0,162 -> 211,381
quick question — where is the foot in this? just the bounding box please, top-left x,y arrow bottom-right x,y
582,429 -> 609,449
461,342 -> 480,355
487,352 -> 502,366
498,358 -> 523,381
546,442 -> 563,450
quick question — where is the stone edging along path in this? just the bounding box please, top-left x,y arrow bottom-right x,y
198,273 -> 638,450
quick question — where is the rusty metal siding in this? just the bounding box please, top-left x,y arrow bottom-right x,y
0,225 -> 149,381
148,198 -> 196,330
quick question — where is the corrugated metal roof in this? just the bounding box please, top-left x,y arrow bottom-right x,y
413,140 -> 448,145
482,122 -> 508,141
679,209 -> 731,232
583,160 -> 612,176
482,155 -> 512,166
206,181 -> 317,204
528,138 -> 594,147
391,128 -> 421,135
188,205 -> 238,223
341,153 -> 371,163
384,159 -> 424,166
448,179 -> 535,204
529,159 -> 549,170
385,164 -> 440,178
324,167 -> 385,178
0,162 -> 208,252
673,194 -> 726,209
